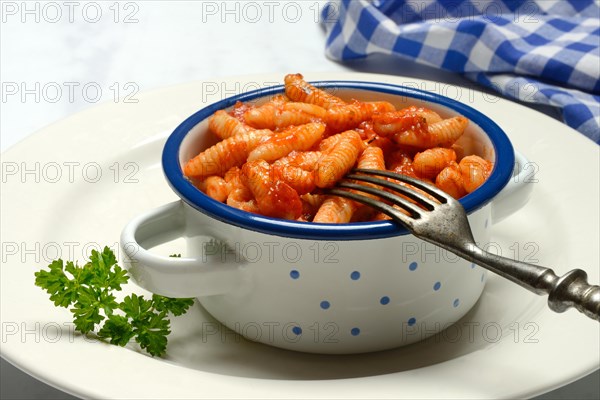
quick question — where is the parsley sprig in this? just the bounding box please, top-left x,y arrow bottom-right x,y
34,247 -> 193,357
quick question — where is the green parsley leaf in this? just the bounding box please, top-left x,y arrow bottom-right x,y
135,311 -> 171,357
152,294 -> 195,316
120,293 -> 153,324
34,260 -> 79,307
98,315 -> 135,346
70,286 -> 105,333
120,294 -> 173,357
34,247 -> 193,357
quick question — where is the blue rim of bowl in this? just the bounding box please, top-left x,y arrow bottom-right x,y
163,80 -> 514,240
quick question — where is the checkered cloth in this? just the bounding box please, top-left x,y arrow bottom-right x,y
322,0 -> 600,144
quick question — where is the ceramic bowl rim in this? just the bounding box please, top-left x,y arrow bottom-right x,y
162,80 -> 514,240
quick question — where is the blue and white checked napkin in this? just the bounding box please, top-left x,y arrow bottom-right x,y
322,0 -> 600,144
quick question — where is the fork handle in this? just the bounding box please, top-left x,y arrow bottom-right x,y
461,245 -> 600,321
546,269 -> 600,321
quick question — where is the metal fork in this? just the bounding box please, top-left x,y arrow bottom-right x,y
325,169 -> 600,321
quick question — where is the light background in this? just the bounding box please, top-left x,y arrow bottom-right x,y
1,1 -> 598,399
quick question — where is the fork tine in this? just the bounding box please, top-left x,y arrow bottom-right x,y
345,173 -> 438,211
324,188 -> 416,225
353,168 -> 450,203
335,181 -> 424,218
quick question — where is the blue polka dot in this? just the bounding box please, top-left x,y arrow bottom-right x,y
433,281 -> 441,291
350,271 -> 361,280
409,262 -> 418,271
453,298 -> 460,307
350,327 -> 360,336
407,317 -> 416,326
471,263 -> 476,269
290,270 -> 299,279
320,300 -> 330,310
380,296 -> 390,305
292,326 -> 302,335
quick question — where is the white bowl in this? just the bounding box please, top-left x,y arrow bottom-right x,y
121,80 -> 532,354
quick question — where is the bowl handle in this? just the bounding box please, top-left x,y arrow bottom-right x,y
120,200 -> 244,298
491,150 -> 535,224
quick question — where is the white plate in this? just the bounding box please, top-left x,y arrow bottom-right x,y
1,72 -> 598,399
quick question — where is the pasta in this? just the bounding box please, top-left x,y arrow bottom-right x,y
247,122 -> 325,162
436,161 -> 467,199
208,110 -> 251,140
244,101 -> 326,130
413,148 -> 457,179
325,101 -> 395,132
393,116 -> 469,148
314,147 -> 385,223
183,73 -> 493,223
459,155 -> 493,193
274,150 -> 323,170
314,130 -> 363,188
273,163 -> 316,195
225,167 -> 260,213
284,73 -> 346,109
184,129 -> 271,178
241,160 -> 303,219
197,176 -> 230,202
313,195 -> 357,223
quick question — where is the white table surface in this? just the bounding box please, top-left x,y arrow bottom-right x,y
1,1 -> 598,399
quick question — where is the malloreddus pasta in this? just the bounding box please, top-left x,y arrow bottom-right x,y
183,73 -> 493,223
